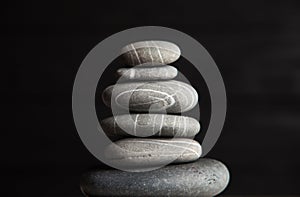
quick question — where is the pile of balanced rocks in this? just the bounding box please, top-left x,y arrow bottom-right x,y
80,41 -> 229,196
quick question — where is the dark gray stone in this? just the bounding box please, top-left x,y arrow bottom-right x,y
101,114 -> 200,139
104,138 -> 201,170
121,41 -> 181,66
117,65 -> 178,81
102,80 -> 198,113
80,158 -> 230,197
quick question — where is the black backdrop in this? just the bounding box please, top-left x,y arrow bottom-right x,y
7,0 -> 300,196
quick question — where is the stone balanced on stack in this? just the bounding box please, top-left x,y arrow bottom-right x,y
80,41 -> 229,196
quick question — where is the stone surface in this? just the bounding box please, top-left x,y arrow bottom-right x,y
101,114 -> 200,139
117,65 -> 178,81
121,40 -> 181,66
102,80 -> 198,113
104,138 -> 201,170
80,158 -> 230,197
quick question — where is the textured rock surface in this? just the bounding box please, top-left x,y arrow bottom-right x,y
104,138 -> 201,170
121,40 -> 181,66
101,114 -> 200,138
80,158 -> 230,197
117,65 -> 177,81
102,80 -> 198,113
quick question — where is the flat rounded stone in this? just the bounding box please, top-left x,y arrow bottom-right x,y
103,138 -> 201,170
80,158 -> 230,197
121,40 -> 181,66
117,65 -> 178,81
101,114 -> 200,139
102,80 -> 198,113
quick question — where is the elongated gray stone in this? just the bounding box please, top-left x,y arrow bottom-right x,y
80,158 -> 230,197
121,40 -> 181,66
104,138 -> 201,170
101,114 -> 200,139
102,80 -> 198,113
117,65 -> 178,81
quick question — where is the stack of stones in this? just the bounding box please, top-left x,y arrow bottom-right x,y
80,41 -> 230,196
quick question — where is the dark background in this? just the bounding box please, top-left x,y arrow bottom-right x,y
7,0 -> 300,196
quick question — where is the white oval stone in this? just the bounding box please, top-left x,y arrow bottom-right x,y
101,114 -> 200,138
104,138 -> 202,170
102,80 -> 198,113
121,40 -> 181,66
117,65 -> 177,81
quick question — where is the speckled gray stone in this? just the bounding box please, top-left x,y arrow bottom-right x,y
104,138 -> 201,170
101,114 -> 200,139
80,158 -> 230,197
121,41 -> 181,66
102,80 -> 198,113
117,65 -> 178,81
